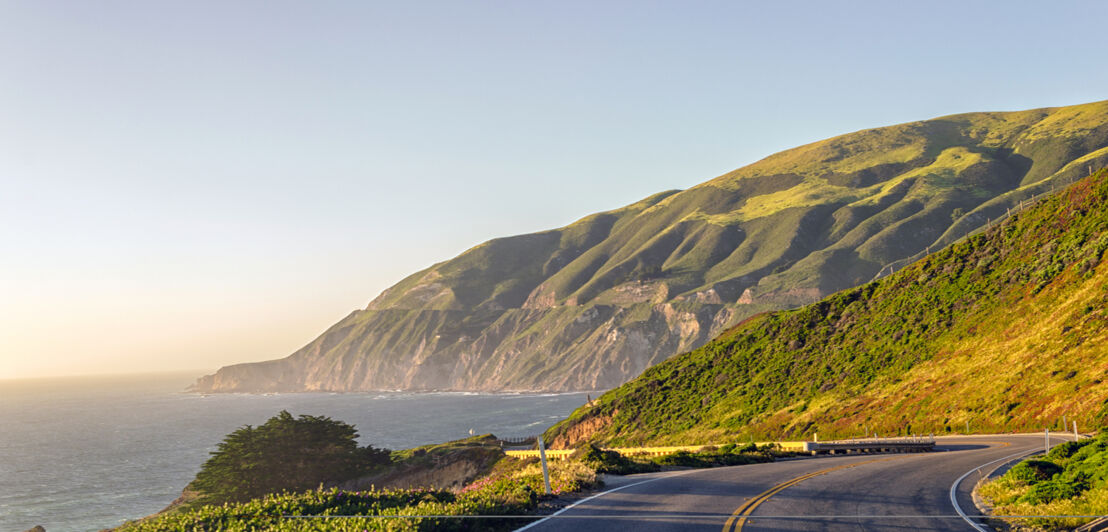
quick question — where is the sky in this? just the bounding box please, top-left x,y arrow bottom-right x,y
1,1 -> 1106,379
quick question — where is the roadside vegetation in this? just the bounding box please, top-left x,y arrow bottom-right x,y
119,412 -> 785,531
119,459 -> 596,532
980,434 -> 1108,530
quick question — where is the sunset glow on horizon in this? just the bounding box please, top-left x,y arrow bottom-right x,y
3,0 -> 1106,379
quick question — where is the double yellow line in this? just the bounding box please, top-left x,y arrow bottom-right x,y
721,456 -> 902,532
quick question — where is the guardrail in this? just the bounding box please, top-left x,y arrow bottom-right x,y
804,436 -> 935,455
504,449 -> 575,460
497,435 -> 537,447
504,444 -> 723,461
503,437 -> 935,461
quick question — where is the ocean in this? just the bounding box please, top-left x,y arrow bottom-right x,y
0,372 -> 593,532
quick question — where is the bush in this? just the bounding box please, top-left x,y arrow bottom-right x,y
1048,440 -> 1089,461
192,411 -> 391,503
1006,459 -> 1062,484
711,453 -> 766,466
1064,448 -> 1108,489
737,442 -> 758,453
1018,478 -> 1087,504
573,444 -> 659,475
651,446 -> 776,468
653,450 -> 703,467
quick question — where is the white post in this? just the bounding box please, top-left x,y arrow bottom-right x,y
965,420 -> 970,434
1045,428 -> 1050,455
537,436 -> 552,495
814,432 -> 819,443
1074,420 -> 1079,440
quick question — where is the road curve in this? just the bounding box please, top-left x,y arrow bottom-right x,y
518,434 -> 1071,532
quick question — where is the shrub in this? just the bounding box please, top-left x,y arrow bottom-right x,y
1006,459 -> 1062,484
653,450 -> 703,467
712,452 -> 767,466
1018,478 -> 1087,504
1064,448 -> 1108,489
573,445 -> 659,475
651,446 -> 776,468
1048,440 -> 1090,461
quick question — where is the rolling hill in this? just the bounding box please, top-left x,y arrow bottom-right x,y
544,169 -> 1108,447
193,100 -> 1108,393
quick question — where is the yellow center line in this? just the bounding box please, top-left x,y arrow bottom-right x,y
721,456 -> 905,532
719,440 -> 1013,531
937,440 -> 1010,447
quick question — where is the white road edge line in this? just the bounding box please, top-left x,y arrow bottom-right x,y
949,449 -> 1035,531
950,436 -> 1076,531
514,469 -> 699,531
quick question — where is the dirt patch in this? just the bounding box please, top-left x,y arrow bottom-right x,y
550,413 -> 614,449
343,436 -> 505,491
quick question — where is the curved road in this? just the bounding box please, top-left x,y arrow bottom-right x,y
519,434 -> 1072,532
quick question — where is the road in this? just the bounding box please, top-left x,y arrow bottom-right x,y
518,434 -> 1071,532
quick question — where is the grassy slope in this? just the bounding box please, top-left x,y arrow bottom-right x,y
196,100 -> 1108,392
545,169 -> 1108,447
375,100 -> 1108,312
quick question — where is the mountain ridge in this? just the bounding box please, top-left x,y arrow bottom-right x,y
544,168 -> 1108,447
193,100 -> 1108,393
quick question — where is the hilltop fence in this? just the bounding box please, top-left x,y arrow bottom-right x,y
872,168 -> 1099,282
497,435 -> 538,447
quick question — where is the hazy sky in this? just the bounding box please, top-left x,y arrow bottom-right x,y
2,1 -> 1106,379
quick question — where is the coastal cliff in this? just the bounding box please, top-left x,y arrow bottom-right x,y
194,100 -> 1108,392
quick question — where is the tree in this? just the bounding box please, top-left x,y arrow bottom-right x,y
192,411 -> 390,503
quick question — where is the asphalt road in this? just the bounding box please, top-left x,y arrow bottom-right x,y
518,434 -> 1071,532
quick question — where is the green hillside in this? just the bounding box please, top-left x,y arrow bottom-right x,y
544,169 -> 1108,447
194,100 -> 1108,393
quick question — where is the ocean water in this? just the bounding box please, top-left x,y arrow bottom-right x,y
0,372 -> 593,532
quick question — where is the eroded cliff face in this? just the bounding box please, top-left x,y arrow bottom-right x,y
192,298 -> 760,392
192,100 -> 1108,393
